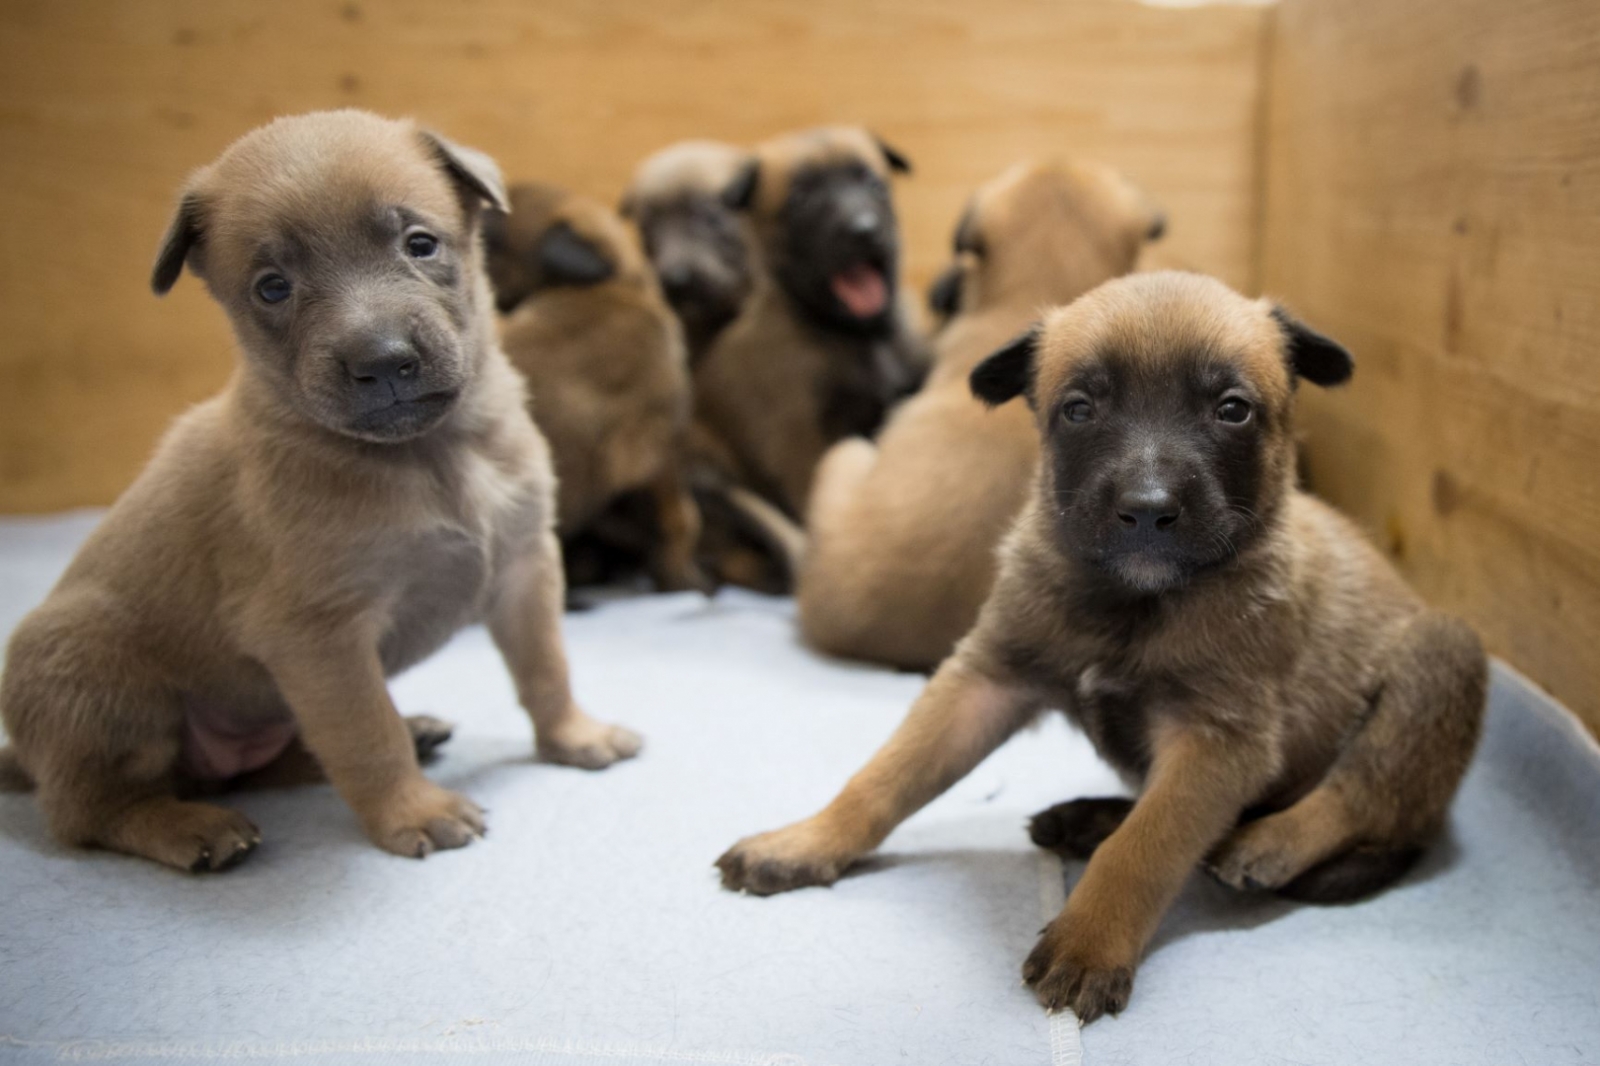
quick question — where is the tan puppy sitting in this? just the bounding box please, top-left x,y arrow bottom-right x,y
695,126 -> 928,521
719,272 -> 1486,1023
0,111 -> 640,873
484,182 -> 706,593
799,161 -> 1164,670
621,141 -> 758,365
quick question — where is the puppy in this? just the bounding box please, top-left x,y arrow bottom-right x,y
799,161 -> 1164,670
718,272 -> 1486,1022
621,141 -> 758,363
693,126 -> 929,520
0,111 -> 640,872
484,182 -> 705,593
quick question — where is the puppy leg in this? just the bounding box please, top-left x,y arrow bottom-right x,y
264,638 -> 483,858
1029,797 -> 1135,860
1208,611 -> 1486,902
645,463 -> 711,593
489,533 -> 642,769
4,619 -> 261,872
1025,722 -> 1272,1022
716,663 -> 1039,894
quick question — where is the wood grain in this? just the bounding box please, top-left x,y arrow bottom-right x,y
1260,0 -> 1600,730
0,0 -> 1267,512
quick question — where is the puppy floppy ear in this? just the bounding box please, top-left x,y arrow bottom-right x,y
970,326 -> 1039,407
420,129 -> 509,212
873,133 -> 913,175
721,159 -> 760,211
538,221 -> 614,286
928,263 -> 963,317
1272,306 -> 1354,387
952,200 -> 983,256
151,191 -> 205,295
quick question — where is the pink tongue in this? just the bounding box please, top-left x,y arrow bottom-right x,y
831,264 -> 888,318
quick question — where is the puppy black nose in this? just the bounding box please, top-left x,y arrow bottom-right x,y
1116,486 -> 1181,531
659,264 -> 694,294
345,340 -> 420,389
848,210 -> 881,236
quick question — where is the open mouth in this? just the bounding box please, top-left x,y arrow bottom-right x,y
830,261 -> 889,319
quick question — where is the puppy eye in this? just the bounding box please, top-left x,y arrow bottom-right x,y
1062,399 -> 1094,424
1217,397 -> 1252,424
406,232 -> 440,259
255,274 -> 292,304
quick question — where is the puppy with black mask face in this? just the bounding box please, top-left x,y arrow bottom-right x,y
484,182 -> 706,594
799,160 -> 1165,671
621,141 -> 758,364
718,272 -> 1486,1023
693,126 -> 929,523
0,111 -> 641,873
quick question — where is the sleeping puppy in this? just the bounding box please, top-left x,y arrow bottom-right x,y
718,272 -> 1486,1022
799,161 -> 1164,671
0,110 -> 640,872
621,141 -> 758,364
693,126 -> 929,520
484,182 -> 706,593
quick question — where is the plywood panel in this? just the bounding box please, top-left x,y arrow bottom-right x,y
0,0 -> 1267,512
1260,0 -> 1600,730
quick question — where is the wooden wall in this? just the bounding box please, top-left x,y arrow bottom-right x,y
1260,0 -> 1600,730
0,0 -> 1268,513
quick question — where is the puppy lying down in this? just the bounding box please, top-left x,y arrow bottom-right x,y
719,272 -> 1487,1022
0,110 -> 640,872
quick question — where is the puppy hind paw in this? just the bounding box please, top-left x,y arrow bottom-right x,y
403,715 -> 455,763
1028,797 -> 1134,859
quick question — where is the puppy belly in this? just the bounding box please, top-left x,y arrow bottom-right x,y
180,702 -> 298,781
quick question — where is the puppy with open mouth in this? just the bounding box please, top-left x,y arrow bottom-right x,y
693,126 -> 929,523
718,272 -> 1486,1022
0,110 -> 641,872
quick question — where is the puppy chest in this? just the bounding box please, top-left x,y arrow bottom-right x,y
375,527 -> 494,674
1066,663 -> 1158,778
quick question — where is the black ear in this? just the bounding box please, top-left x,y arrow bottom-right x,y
538,221 -> 614,286
151,191 -> 205,295
1146,211 -> 1167,242
952,200 -> 983,256
873,133 -> 913,175
1272,306 -> 1354,387
928,264 -> 962,317
420,129 -> 509,212
970,326 -> 1039,407
721,159 -> 760,210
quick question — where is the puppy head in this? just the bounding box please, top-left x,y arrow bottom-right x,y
482,182 -> 643,313
929,160 -> 1164,320
725,126 -> 912,337
621,141 -> 756,342
971,272 -> 1352,594
151,109 -> 508,443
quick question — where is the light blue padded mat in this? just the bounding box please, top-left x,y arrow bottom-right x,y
0,511 -> 1596,1065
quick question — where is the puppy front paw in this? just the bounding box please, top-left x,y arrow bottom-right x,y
537,713 -> 643,770
363,779 -> 485,859
1022,916 -> 1136,1023
715,821 -> 856,896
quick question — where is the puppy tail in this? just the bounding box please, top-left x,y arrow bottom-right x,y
724,486 -> 807,581
1277,845 -> 1422,904
0,747 -> 35,793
